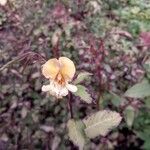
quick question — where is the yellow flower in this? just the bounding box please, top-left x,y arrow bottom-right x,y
41,57 -> 77,98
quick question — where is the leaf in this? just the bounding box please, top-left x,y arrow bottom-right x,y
67,119 -> 86,150
109,91 -> 122,107
142,141 -> 150,150
83,110 -> 122,138
128,20 -> 140,36
40,125 -> 54,133
131,6 -> 140,14
124,106 -> 135,127
51,29 -> 62,47
21,106 -> 28,119
144,59 -> 150,79
124,80 -> 150,98
140,32 -> 150,47
137,131 -> 150,141
112,29 -> 133,39
73,72 -> 92,84
74,85 -> 92,104
51,136 -> 61,150
144,97 -> 150,109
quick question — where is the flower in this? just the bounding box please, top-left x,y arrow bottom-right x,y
0,0 -> 7,6
41,57 -> 77,98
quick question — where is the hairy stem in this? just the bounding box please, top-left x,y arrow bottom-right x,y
68,92 -> 74,118
52,43 -> 60,59
97,66 -> 102,110
97,39 -> 105,110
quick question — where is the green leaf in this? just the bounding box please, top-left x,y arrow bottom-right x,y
73,72 -> 92,84
109,91 -> 122,107
144,59 -> 150,79
137,131 -> 150,141
67,119 -> 86,150
128,20 -> 140,36
144,97 -> 150,109
83,110 -> 122,138
124,106 -> 135,127
125,80 -> 150,98
74,85 -> 92,104
131,6 -> 140,14
142,141 -> 150,150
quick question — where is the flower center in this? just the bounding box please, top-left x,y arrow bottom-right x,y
55,72 -> 65,85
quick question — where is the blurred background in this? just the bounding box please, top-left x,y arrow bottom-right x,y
0,0 -> 150,149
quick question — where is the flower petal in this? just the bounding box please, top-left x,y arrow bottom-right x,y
42,80 -> 69,98
0,0 -> 7,6
42,85 -> 51,92
60,87 -> 69,96
66,84 -> 78,93
59,57 -> 76,81
42,58 -> 60,79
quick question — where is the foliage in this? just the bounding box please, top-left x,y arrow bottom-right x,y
83,110 -> 122,138
74,85 -> 93,104
0,0 -> 150,149
73,72 -> 92,85
125,80 -> 150,98
67,119 -> 86,150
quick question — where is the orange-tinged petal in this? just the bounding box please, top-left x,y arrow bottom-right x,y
59,57 -> 76,81
42,58 -> 60,79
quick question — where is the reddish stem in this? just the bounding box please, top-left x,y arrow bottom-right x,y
52,43 -> 60,59
68,92 -> 74,118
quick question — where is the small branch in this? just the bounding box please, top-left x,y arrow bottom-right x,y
68,92 -> 74,118
28,130 -> 33,150
0,53 -> 28,72
52,42 -> 60,59
97,40 -> 105,110
45,133 -> 51,150
0,52 -> 46,72
97,66 -> 102,110
0,56 -> 20,72
20,57 -> 31,73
